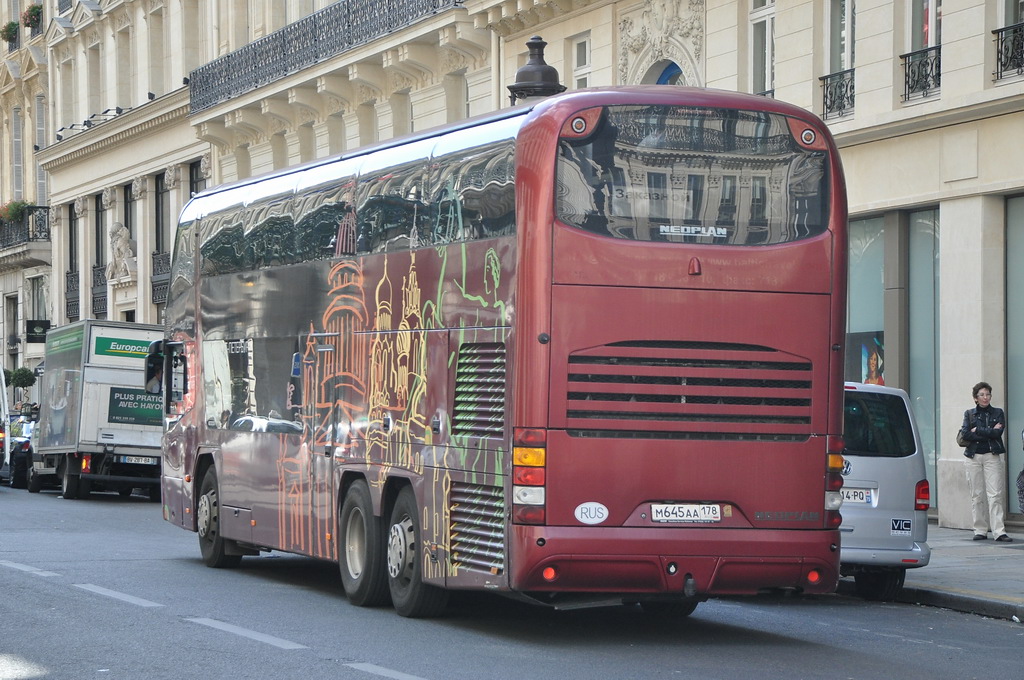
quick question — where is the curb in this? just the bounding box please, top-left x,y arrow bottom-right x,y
838,580 -> 1023,622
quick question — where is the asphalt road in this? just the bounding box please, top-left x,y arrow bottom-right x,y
1,485 -> 1020,680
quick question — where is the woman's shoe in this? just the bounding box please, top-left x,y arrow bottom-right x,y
995,534 -> 1013,542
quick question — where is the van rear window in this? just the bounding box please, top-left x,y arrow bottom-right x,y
843,392 -> 916,458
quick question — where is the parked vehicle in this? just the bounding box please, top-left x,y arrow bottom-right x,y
2,408 -> 37,488
840,382 -> 931,600
32,320 -> 164,500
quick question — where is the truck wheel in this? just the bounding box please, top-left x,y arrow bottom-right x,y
27,465 -> 41,493
339,480 -> 389,607
10,457 -> 27,489
61,460 -> 80,500
197,468 -> 242,568
386,487 -> 448,618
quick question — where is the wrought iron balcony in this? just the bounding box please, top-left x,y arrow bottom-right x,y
151,251 -> 171,305
994,22 -> 1024,81
65,270 -> 79,320
190,0 -> 464,114
820,68 -> 855,120
901,46 -> 941,101
0,206 -> 51,271
92,264 -> 108,317
58,0 -> 72,13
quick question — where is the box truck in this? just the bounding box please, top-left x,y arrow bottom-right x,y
31,320 -> 164,499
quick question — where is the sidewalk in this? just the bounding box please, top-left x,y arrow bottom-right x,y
840,523 -> 1024,621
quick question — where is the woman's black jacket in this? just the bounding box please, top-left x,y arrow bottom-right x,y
961,406 -> 1006,457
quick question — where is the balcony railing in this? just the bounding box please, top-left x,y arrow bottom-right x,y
58,0 -> 72,13
820,68 -> 855,120
65,270 -> 79,320
901,46 -> 941,101
0,206 -> 50,249
994,22 -> 1024,81
92,264 -> 108,318
189,0 -> 463,114
152,251 -> 171,305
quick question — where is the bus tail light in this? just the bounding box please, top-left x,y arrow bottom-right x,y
513,428 -> 546,525
81,454 -> 92,474
915,479 -> 930,511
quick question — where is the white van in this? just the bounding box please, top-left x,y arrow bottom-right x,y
840,382 -> 931,600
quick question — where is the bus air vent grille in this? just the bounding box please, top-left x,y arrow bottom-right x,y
449,482 -> 506,575
566,340 -> 813,436
453,342 -> 506,438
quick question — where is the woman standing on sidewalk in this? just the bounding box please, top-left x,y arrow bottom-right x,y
961,382 -> 1013,542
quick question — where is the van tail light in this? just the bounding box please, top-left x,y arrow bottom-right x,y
915,479 -> 930,511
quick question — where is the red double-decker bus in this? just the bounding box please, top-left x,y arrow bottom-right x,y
150,85 -> 847,618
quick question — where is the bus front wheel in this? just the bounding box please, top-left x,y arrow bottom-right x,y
339,479 -> 389,607
197,468 -> 242,569
386,487 -> 448,618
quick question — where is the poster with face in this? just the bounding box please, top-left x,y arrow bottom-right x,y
846,331 -> 884,385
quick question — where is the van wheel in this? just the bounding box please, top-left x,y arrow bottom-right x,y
637,599 -> 700,618
386,487 -> 448,618
197,468 -> 242,568
339,479 -> 389,606
10,457 -> 27,489
854,569 -> 906,601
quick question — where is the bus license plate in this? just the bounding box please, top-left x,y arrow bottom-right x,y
842,488 -> 872,504
651,503 -> 721,523
118,456 -> 157,465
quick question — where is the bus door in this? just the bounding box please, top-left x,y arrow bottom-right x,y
300,332 -> 339,560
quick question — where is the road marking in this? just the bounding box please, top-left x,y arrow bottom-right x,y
0,560 -> 59,577
186,617 -> 307,649
73,584 -> 164,607
345,663 -> 427,680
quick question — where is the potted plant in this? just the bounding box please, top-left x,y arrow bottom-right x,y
21,4 -> 42,30
0,200 -> 31,222
0,21 -> 19,43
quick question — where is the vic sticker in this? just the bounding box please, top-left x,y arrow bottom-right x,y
574,502 -> 609,525
891,518 -> 912,536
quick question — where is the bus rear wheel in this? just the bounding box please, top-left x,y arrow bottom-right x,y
386,487 -> 448,618
197,468 -> 242,569
339,479 -> 389,607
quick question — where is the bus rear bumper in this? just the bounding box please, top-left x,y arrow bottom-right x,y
508,525 -> 840,596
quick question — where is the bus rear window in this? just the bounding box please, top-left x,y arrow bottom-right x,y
555,105 -> 829,245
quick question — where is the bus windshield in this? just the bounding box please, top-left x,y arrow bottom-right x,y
556,105 -> 829,245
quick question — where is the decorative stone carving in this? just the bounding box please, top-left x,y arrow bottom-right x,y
105,221 -> 137,281
49,205 -> 61,227
199,153 -> 212,179
102,186 -> 116,210
164,164 -> 180,189
73,196 -> 88,217
131,176 -> 147,199
618,0 -> 704,86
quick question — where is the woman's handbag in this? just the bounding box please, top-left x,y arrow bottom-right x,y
956,428 -> 968,447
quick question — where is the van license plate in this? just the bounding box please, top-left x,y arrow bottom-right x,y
651,503 -> 721,523
118,456 -> 157,465
842,488 -> 872,504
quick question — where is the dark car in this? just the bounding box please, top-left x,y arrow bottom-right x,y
2,417 -> 35,489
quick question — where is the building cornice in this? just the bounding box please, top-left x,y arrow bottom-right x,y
37,88 -> 191,173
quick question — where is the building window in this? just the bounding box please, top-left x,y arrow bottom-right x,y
67,203 -> 77,265
123,183 -> 135,239
189,160 -> 207,198
11,107 -> 23,200
847,217 -> 885,386
908,208 -> 939,505
29,276 -> 47,321
155,173 -> 170,253
1006,196 -> 1024,515
911,0 -> 942,51
751,0 -> 775,96
94,193 -> 106,266
34,95 -> 47,203
571,35 -> 591,89
830,0 -> 855,72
